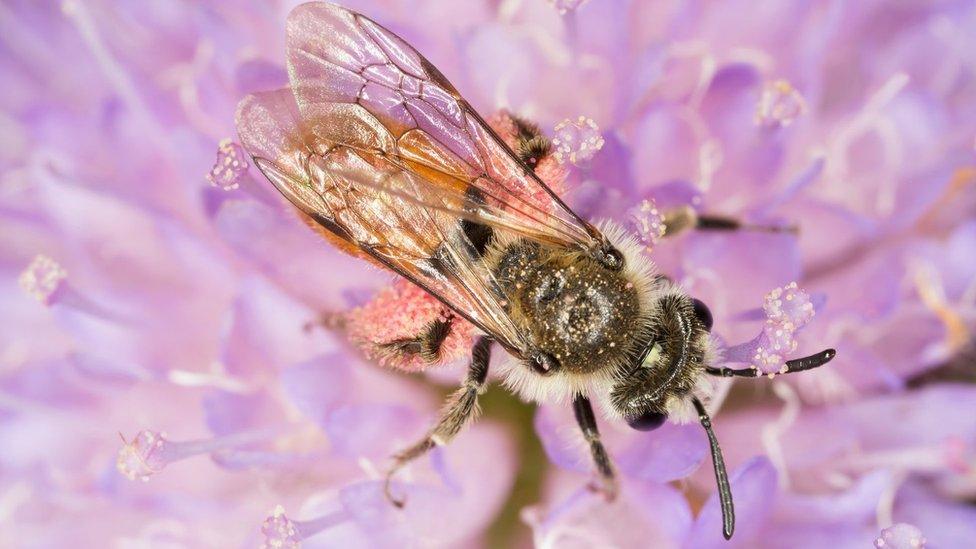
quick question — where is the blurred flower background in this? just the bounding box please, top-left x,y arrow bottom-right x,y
1,0 -> 975,547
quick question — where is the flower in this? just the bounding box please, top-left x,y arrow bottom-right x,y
2,0 -> 974,547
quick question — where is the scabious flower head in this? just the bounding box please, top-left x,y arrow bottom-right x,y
3,0 -> 975,547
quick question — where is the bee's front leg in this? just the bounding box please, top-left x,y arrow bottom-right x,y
383,335 -> 493,507
573,395 -> 619,502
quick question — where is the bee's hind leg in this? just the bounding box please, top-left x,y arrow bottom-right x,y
573,395 -> 618,502
374,316 -> 453,364
383,335 -> 493,507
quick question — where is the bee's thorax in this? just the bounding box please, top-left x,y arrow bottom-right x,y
490,239 -> 646,374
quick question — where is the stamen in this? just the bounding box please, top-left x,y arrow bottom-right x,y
207,138 -> 249,190
116,428 -> 280,481
18,255 -> 66,305
626,199 -> 666,251
552,116 -> 605,165
755,79 -> 807,128
874,523 -> 926,549
546,0 -> 592,15
260,505 -> 348,548
716,283 -> 834,376
763,282 -> 816,330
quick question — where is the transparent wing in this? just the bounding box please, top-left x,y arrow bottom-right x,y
284,2 -> 603,250
236,89 -> 529,355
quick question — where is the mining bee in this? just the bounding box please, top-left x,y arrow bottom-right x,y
236,2 -> 835,539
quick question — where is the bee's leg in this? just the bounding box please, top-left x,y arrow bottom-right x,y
383,335 -> 493,507
706,348 -> 836,378
302,310 -> 346,333
374,316 -> 454,364
572,394 -> 618,502
662,205 -> 798,238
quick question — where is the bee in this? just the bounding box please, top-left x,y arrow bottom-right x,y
236,2 -> 836,540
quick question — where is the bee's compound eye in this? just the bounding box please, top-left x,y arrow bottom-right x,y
692,298 -> 713,331
626,410 -> 667,431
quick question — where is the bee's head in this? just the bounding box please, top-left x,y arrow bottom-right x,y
610,294 -> 713,430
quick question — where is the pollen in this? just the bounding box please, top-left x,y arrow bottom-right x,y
552,116 -> 605,165
755,79 -> 807,128
261,505 -> 301,549
345,278 -> 475,371
116,430 -> 169,481
207,138 -> 249,190
18,255 -> 67,305
627,199 -> 666,251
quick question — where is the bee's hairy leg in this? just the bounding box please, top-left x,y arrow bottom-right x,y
375,316 -> 453,364
572,395 -> 618,502
383,335 -> 493,507
302,310 -> 346,333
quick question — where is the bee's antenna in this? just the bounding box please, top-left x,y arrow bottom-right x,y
692,396 -> 735,540
706,348 -> 836,378
695,214 -> 798,235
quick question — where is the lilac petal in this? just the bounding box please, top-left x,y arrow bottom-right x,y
616,422 -> 708,482
202,389 -> 285,436
646,180 -> 705,211
777,469 -> 892,525
895,481 -> 976,549
843,385 -> 976,450
536,404 -> 707,483
338,423 -> 516,546
534,404 -> 589,473
681,231 -> 801,318
526,475 -> 693,548
685,456 -> 778,548
760,522 -> 874,549
234,58 -> 289,95
280,354 -> 353,427
632,105 -> 702,191
325,404 -> 423,459
698,64 -> 786,200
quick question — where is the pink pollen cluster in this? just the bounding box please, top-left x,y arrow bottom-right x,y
345,278 -> 475,371
752,282 -> 816,374
206,138 -> 249,190
552,116 -> 605,165
874,523 -> 927,549
764,281 -> 816,329
486,112 -> 569,201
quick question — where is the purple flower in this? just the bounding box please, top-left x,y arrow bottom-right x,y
2,0 -> 975,547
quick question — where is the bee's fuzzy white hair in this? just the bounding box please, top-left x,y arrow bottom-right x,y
497,220 -> 715,420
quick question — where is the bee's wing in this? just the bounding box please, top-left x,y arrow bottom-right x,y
237,89 -> 529,356
282,2 -> 602,250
